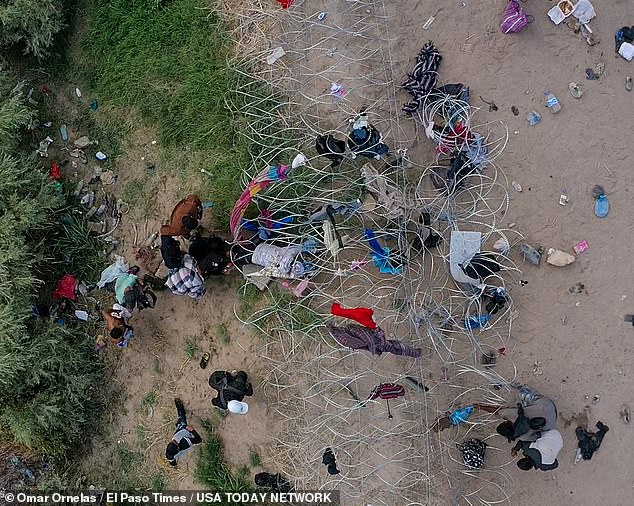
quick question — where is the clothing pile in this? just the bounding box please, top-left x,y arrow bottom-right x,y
326,323 -> 422,358
402,42 -> 443,114
576,421 -> 609,460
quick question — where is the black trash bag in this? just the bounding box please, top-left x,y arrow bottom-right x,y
315,134 -> 346,167
458,439 -> 486,469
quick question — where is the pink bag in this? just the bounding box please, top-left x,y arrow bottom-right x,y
500,0 -> 530,33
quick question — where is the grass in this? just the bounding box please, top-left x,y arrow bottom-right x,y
184,338 -> 201,359
196,420 -> 251,494
121,178 -> 148,209
216,322 -> 230,345
142,391 -> 158,407
248,449 -> 261,468
136,424 -> 150,451
79,0 -> 292,229
238,284 -> 263,319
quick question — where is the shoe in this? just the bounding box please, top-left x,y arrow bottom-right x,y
199,352 -> 210,369
594,194 -> 609,218
175,398 -> 185,410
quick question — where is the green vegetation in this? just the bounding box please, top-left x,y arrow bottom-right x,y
79,0 -> 291,228
0,71 -> 106,457
142,391 -> 158,408
216,322 -> 230,345
248,449 -> 261,468
185,338 -> 201,359
0,0 -> 66,58
196,420 -> 251,495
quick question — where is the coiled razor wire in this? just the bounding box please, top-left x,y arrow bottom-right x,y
209,0 -> 533,504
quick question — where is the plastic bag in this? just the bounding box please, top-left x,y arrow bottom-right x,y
97,255 -> 129,288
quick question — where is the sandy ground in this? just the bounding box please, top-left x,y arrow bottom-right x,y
58,0 -> 634,504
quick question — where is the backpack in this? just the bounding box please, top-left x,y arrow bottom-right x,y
458,439 -> 487,469
500,0 -> 530,34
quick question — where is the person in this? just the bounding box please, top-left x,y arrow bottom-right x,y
160,235 -> 184,270
188,235 -> 232,275
512,429 -> 563,471
112,269 -> 156,312
103,304 -> 134,348
208,370 -> 253,409
255,472 -> 292,493
165,254 -> 206,299
476,383 -> 558,443
160,194 -> 203,237
231,241 -> 309,278
165,398 -> 202,467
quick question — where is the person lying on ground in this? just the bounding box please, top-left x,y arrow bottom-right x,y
475,383 -> 558,442
103,304 -> 134,348
160,194 -> 202,237
160,235 -> 184,270
106,268 -> 156,312
254,472 -> 292,493
165,398 -> 202,467
165,254 -> 206,299
189,234 -> 232,275
208,370 -> 253,409
512,429 -> 563,472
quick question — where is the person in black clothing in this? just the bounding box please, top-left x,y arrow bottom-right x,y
254,472 -> 292,493
208,370 -> 253,409
160,235 -> 184,269
189,235 -> 232,276
165,399 -> 202,467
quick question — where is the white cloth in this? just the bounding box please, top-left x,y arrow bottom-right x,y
529,429 -> 563,465
619,42 -> 634,62
572,0 -> 596,25
97,255 -> 129,288
251,243 -> 301,276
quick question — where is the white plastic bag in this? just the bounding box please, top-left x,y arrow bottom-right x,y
97,255 -> 129,288
619,42 -> 634,62
572,0 -> 596,25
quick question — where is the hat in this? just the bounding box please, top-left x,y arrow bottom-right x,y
227,400 -> 249,415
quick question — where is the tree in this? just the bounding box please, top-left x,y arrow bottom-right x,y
0,0 -> 65,58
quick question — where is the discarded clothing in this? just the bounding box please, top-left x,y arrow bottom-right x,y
161,235 -> 183,269
308,201 -> 361,223
165,254 -> 205,299
459,439 -> 486,469
251,243 -> 303,278
361,163 -> 407,218
330,303 -> 376,329
97,255 -> 129,288
411,212 -> 442,252
254,472 -> 292,493
209,370 -> 253,410
450,406 -> 474,426
348,114 -> 389,159
460,253 -> 501,280
576,421 -> 609,460
365,228 -> 402,274
326,323 -> 422,358
52,274 -> 78,301
115,273 -> 138,305
315,134 -> 346,167
160,195 -> 202,237
322,448 -> 340,475
275,0 -> 294,8
402,42 -> 443,114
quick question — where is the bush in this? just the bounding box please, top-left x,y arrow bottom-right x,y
0,0 -> 66,58
0,70 -> 105,457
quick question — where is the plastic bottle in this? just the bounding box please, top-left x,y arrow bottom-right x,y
526,111 -> 541,126
544,90 -> 561,112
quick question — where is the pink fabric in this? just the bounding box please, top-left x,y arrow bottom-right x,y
52,274 -> 78,301
275,0 -> 294,7
331,303 -> 376,329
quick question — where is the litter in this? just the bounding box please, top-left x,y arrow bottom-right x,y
75,87 -> 82,98
74,310 -> 89,321
526,111 -> 541,125
90,99 -> 98,110
266,47 -> 286,65
573,240 -> 589,255
423,16 -> 436,30
572,0 -> 596,24
559,193 -> 569,206
511,105 -> 519,116
546,248 -> 576,266
37,136 -> 54,157
74,135 -> 97,149
585,68 -> 599,80
500,0 -> 531,34
619,42 -> 634,61
493,237 -> 510,254
317,11 -> 326,21
511,180 -> 523,192
594,193 -> 609,217
70,149 -> 88,164
627,76 -> 633,91
330,82 -> 347,97
59,124 -> 69,142
568,82 -> 583,98
95,151 -> 108,161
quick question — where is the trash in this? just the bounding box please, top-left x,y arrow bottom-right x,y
59,124 -> 69,142
511,105 -> 519,116
464,313 -> 490,330
317,11 -> 326,20
585,68 -> 599,80
74,310 -> 89,321
573,240 -> 589,255
569,282 -> 586,293
547,248 -> 576,266
330,82 -> 347,98
624,314 -> 634,327
90,99 -> 98,110
291,153 -> 306,169
544,90 -> 561,112
74,180 -> 84,196
548,2 -> 571,25
479,95 -> 498,111
621,404 -> 631,424
49,161 -> 62,180
520,243 -> 542,265
43,121 -> 52,128
526,111 -> 541,125
74,135 -> 96,149
422,15 -> 436,30
37,136 -> 54,157
493,237 -> 510,254
75,87 -> 82,98
559,193 -> 569,206
572,0 -> 596,25
592,395 -> 600,405
70,149 -> 88,164
100,170 -> 116,185
95,151 -> 108,161
627,76 -> 633,91
202,201 -> 215,209
500,0 -> 530,34
619,42 -> 634,61
511,180 -> 523,192
532,360 -> 543,375
594,193 -> 609,217
568,82 -> 583,98
266,47 -> 286,65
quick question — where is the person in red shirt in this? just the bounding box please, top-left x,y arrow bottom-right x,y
160,195 -> 203,237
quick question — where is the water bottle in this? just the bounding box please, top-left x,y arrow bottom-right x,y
526,111 -> 541,126
544,90 -> 561,113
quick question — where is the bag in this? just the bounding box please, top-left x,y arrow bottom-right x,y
458,439 -> 487,469
368,383 -> 405,400
500,0 -> 529,34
